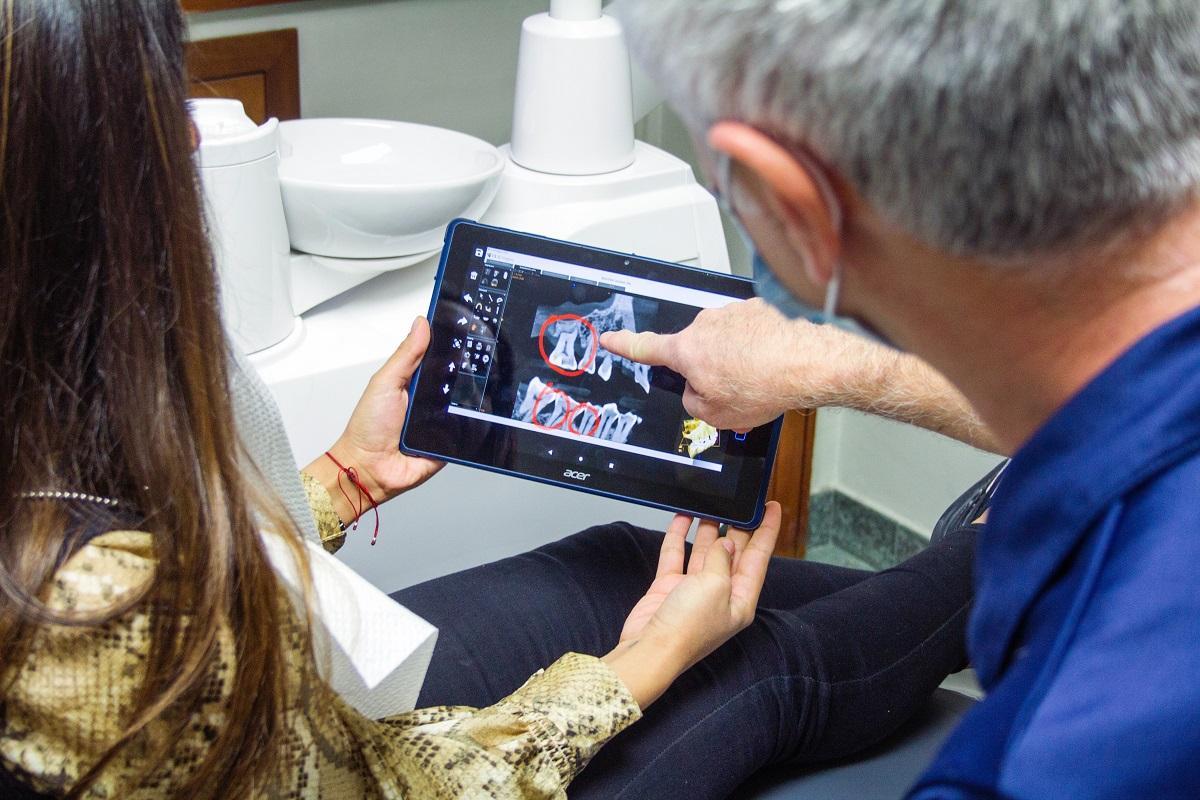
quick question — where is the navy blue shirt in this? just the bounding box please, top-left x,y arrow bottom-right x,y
910,307 -> 1200,799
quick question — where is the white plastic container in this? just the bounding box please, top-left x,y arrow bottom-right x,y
193,99 -> 295,355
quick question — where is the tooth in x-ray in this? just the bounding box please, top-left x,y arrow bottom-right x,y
568,402 -> 600,434
592,403 -> 642,444
588,349 -> 649,392
549,320 -> 581,370
537,295 -> 655,391
513,376 -> 564,428
631,362 -> 650,393
612,408 -> 641,442
584,342 -> 599,376
531,387 -> 567,428
538,393 -> 567,428
597,352 -> 613,381
596,403 -> 620,440
513,378 -> 538,420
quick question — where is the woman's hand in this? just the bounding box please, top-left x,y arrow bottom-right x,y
602,502 -> 781,709
305,317 -> 444,524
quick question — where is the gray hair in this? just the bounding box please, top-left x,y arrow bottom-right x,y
612,0 -> 1200,260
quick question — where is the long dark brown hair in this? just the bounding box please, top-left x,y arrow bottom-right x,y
0,1 -> 303,796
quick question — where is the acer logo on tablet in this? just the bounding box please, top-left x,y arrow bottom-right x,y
563,469 -> 591,481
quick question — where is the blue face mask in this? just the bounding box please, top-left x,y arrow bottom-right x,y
752,244 -> 896,348
751,250 -> 826,322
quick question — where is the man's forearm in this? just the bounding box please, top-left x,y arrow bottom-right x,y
862,354 -> 1005,454
782,329 -> 1006,454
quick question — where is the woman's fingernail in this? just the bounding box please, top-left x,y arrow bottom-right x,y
410,317 -> 421,334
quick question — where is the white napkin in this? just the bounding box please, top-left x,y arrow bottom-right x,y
261,532 -> 438,719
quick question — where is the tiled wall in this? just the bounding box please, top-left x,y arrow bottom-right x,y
808,490 -> 928,570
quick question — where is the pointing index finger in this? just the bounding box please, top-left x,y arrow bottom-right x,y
600,329 -> 676,368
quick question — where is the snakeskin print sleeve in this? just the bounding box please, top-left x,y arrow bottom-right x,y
357,653 -> 642,798
0,532 -> 642,799
300,470 -> 347,554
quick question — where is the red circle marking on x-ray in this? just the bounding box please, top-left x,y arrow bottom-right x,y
529,383 -> 603,437
568,401 -> 603,437
530,383 -> 568,431
538,314 -> 598,377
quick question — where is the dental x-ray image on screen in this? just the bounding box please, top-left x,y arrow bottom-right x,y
532,293 -> 652,392
515,295 -> 648,441
498,276 -> 720,463
402,220 -> 782,527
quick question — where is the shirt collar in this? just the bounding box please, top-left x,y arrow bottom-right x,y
970,304 -> 1200,686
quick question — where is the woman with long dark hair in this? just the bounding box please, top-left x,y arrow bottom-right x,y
0,2 -> 980,798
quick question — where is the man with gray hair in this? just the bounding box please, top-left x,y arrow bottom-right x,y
603,0 -> 1200,796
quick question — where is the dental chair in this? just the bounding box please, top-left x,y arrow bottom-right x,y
733,687 -> 976,799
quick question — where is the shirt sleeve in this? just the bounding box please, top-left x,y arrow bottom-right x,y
353,653 -> 642,798
1,533 -> 642,799
300,469 -> 347,553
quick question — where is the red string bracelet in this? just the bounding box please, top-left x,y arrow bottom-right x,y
324,451 -> 382,545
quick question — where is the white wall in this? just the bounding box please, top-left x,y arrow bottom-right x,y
189,0 -> 548,145
814,408 -> 1004,536
808,408 -> 842,494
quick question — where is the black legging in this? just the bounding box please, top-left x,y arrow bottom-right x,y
393,523 -> 975,799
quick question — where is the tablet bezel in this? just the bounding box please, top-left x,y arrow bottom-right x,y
400,219 -> 783,528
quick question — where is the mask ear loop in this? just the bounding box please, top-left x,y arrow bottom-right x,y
788,147 -> 845,322
714,151 -> 734,214
715,145 -> 845,322
821,265 -> 842,321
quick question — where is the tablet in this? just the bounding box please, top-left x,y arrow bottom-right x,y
401,220 -> 783,528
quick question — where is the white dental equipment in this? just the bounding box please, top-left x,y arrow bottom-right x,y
193,0 -> 731,592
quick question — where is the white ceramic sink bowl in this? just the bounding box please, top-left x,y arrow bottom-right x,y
278,119 -> 504,259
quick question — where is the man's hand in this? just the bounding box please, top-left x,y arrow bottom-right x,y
306,317 -> 444,524
603,298 -> 1004,452
602,503 -> 782,709
601,298 -> 886,430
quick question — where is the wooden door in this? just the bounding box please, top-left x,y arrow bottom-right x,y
766,411 -> 817,558
187,29 -> 300,124
184,0 -> 305,11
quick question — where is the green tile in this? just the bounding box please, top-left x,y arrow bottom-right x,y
807,490 -> 927,569
806,543 -> 876,571
806,491 -> 837,547
893,524 -> 929,563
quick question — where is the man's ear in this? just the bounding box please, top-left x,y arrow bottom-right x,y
708,121 -> 840,286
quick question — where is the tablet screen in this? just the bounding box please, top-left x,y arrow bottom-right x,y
402,221 -> 782,527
